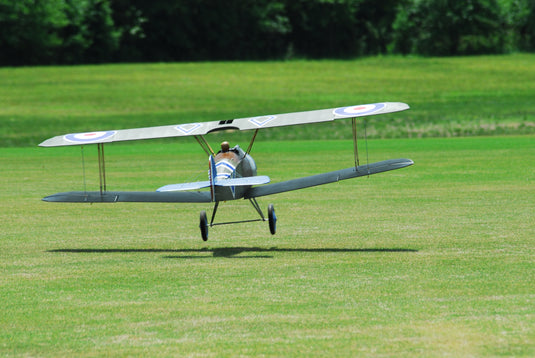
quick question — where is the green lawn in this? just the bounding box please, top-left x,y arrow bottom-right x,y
1,136 -> 534,356
1,54 -> 535,146
1,55 -> 534,356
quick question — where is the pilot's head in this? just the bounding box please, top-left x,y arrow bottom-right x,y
221,141 -> 230,152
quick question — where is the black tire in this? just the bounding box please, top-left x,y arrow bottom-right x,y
200,211 -> 208,241
268,204 -> 276,235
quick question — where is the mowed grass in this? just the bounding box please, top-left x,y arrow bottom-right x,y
1,54 -> 535,146
1,135 -> 534,356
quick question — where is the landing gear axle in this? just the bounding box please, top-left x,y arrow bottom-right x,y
198,203 -> 277,241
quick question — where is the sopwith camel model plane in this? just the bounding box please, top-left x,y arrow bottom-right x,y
40,102 -> 413,240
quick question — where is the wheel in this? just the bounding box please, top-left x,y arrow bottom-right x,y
199,210 -> 208,241
268,204 -> 277,235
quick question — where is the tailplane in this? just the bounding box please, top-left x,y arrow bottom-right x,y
156,175 -> 270,192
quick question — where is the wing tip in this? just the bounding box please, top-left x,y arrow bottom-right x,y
38,138 -> 56,147
395,158 -> 414,167
384,102 -> 410,112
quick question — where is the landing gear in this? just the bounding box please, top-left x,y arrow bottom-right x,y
198,201 -> 277,241
268,204 -> 276,235
200,210 -> 208,241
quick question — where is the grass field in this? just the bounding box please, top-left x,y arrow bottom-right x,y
1,55 -> 534,356
1,54 -> 535,146
1,135 -> 534,356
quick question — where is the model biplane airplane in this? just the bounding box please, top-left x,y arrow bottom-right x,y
40,102 -> 413,240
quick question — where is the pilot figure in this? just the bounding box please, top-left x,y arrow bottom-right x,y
220,141 -> 230,153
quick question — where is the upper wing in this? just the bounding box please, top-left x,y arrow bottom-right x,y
39,102 -> 409,147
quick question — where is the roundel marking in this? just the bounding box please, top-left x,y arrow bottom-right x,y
64,131 -> 116,143
333,103 -> 386,117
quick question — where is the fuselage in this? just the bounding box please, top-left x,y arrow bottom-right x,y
212,144 -> 257,201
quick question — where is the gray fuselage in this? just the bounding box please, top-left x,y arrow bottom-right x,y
212,145 -> 257,201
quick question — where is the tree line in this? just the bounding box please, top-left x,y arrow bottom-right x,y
1,0 -> 534,66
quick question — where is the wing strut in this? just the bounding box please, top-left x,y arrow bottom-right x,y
97,143 -> 107,194
81,145 -> 87,192
363,118 -> 370,173
352,117 -> 359,168
246,129 -> 259,154
194,135 -> 215,156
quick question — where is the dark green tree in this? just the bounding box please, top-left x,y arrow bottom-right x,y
0,0 -> 67,65
59,0 -> 89,64
392,0 -> 507,56
285,0 -> 361,58
355,0 -> 408,55
284,0 -> 404,58
109,0 -> 147,62
83,0 -> 118,63
111,0 -> 290,62
513,0 -> 535,51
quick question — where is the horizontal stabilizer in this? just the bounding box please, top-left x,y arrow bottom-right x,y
157,181 -> 211,192
157,175 -> 270,192
216,175 -> 270,187
42,191 -> 212,203
245,158 -> 413,198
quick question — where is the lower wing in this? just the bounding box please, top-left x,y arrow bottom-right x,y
245,158 -> 413,198
42,191 -> 212,203
42,161 -> 410,203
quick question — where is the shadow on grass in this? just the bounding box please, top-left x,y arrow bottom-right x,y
48,247 -> 417,259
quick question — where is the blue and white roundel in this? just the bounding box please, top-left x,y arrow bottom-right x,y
333,103 -> 385,117
64,131 -> 116,143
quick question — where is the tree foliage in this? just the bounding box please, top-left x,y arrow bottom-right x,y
59,0 -> 118,64
510,0 -> 535,51
0,0 -> 67,65
392,0 -> 507,56
0,0 -> 534,66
